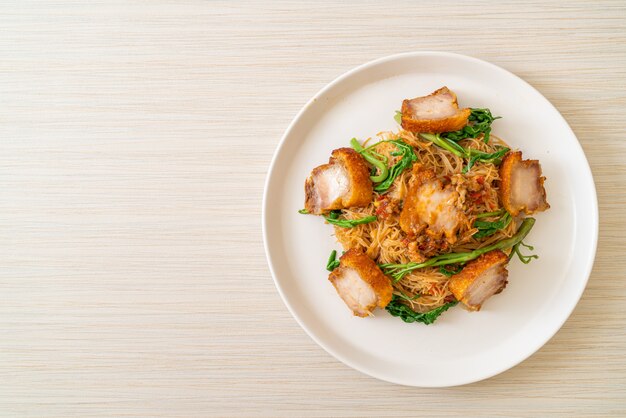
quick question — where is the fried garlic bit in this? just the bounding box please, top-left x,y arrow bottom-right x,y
304,148 -> 373,215
448,250 -> 509,311
499,151 -> 550,216
328,248 -> 393,317
400,86 -> 471,133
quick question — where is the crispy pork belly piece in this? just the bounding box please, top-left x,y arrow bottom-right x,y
399,168 -> 465,243
448,250 -> 509,311
401,87 -> 471,133
304,148 -> 373,215
328,248 -> 393,317
499,151 -> 550,216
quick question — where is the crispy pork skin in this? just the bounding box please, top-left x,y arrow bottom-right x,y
399,168 -> 465,244
401,87 -> 471,133
499,151 -> 549,216
305,148 -> 373,215
448,250 -> 509,311
328,248 -> 393,317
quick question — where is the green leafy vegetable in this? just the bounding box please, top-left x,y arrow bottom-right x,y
511,241 -> 539,264
439,264 -> 463,277
386,297 -> 458,325
326,250 -> 341,271
324,210 -> 377,228
441,108 -> 501,143
298,209 -> 309,214
394,110 -> 403,125
463,147 -> 510,173
373,140 -> 417,193
473,211 -> 512,239
351,138 -> 417,191
420,133 -> 509,173
350,138 -> 388,182
381,217 -> 536,282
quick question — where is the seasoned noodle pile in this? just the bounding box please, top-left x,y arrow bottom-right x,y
303,87 -> 550,322
334,129 -> 517,312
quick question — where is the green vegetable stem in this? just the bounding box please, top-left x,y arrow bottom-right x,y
511,241 -> 539,264
324,210 -> 377,228
350,138 -> 388,183
298,208 -> 377,228
373,140 -> 417,192
350,138 -> 417,193
419,133 -> 509,174
381,217 -> 536,282
326,250 -> 341,271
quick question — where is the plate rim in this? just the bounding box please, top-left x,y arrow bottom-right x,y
262,51 -> 598,387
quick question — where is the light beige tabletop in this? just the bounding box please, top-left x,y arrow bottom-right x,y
2,1 -> 625,416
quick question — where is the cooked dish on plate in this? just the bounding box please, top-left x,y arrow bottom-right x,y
300,87 -> 550,325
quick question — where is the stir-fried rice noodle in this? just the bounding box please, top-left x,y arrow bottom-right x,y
334,129 -> 517,313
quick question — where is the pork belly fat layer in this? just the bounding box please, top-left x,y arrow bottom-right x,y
330,268 -> 378,317
305,164 -> 349,214
499,151 -> 550,216
304,148 -> 373,215
328,248 -> 393,317
448,250 -> 509,311
400,87 -> 471,133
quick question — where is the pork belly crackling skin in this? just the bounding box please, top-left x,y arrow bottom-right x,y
399,167 -> 466,244
328,248 -> 393,317
401,86 -> 471,133
499,151 -> 550,217
448,250 -> 509,311
304,148 -> 373,215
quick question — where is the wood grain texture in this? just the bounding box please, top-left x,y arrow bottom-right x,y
1,1 -> 625,416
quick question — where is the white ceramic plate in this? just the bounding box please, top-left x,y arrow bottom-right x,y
262,52 -> 597,387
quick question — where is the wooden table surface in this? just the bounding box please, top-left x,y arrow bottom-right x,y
2,1 -> 625,416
